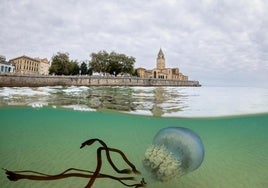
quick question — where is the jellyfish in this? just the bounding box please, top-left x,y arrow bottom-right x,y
143,127 -> 205,181
4,128 -> 204,187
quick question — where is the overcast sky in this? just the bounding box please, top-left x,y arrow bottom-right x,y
1,0 -> 267,86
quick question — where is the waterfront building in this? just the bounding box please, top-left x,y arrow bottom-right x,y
136,49 -> 188,81
36,58 -> 50,75
0,56 -> 15,73
10,55 -> 50,75
136,68 -> 152,78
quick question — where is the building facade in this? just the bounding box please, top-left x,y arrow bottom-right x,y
37,58 -> 50,75
0,56 -> 15,73
136,49 -> 188,81
10,55 -> 50,75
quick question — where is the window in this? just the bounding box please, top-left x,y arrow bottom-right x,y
154,71 -> 157,78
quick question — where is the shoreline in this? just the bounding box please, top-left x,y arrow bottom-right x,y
0,73 -> 201,87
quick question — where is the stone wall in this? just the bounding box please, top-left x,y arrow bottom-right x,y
0,73 -> 201,87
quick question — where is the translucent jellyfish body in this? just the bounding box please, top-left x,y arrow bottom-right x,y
143,127 -> 205,181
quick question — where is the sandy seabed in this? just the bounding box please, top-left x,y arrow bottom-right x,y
0,108 -> 268,188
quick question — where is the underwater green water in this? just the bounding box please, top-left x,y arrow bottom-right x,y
0,108 -> 268,188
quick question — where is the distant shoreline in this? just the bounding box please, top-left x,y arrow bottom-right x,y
0,73 -> 201,87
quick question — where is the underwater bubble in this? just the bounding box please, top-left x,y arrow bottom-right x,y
143,127 -> 205,181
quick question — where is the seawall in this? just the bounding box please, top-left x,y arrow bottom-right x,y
0,73 -> 201,87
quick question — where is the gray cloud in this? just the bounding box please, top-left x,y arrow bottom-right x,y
0,0 -> 267,86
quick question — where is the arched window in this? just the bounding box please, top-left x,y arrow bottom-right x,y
154,71 -> 157,78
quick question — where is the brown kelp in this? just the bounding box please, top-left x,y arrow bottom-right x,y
4,138 -> 146,188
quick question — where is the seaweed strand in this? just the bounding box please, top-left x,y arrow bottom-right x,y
81,138 -> 140,174
4,138 -> 146,188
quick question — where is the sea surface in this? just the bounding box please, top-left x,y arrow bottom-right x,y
0,86 -> 268,188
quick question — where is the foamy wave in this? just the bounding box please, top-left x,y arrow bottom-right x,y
0,87 -> 51,98
62,86 -> 89,95
62,105 -> 95,112
126,110 -> 153,116
28,102 -> 47,108
36,86 -> 61,94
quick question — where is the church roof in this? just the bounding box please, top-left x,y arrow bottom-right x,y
158,48 -> 164,56
157,48 -> 165,59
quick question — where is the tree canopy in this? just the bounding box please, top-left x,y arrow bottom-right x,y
49,51 -> 136,76
49,52 -> 80,75
88,51 -> 135,76
80,62 -> 88,75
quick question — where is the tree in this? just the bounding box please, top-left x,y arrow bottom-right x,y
68,60 -> 80,75
88,51 -> 135,76
49,52 -> 70,75
90,51 -> 109,73
121,55 -> 135,74
0,55 -> 6,62
107,51 -> 122,75
80,62 -> 88,75
133,69 -> 138,77
49,52 -> 80,75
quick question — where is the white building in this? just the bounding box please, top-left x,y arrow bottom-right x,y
0,56 -> 15,73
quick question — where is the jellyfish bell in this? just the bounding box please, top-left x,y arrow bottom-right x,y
143,127 -> 205,181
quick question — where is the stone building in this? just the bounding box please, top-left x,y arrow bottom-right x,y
0,56 -> 15,73
36,58 -> 50,75
136,49 -> 188,81
10,55 -> 50,75
136,68 -> 152,78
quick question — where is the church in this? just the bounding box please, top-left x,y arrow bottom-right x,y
136,49 -> 188,81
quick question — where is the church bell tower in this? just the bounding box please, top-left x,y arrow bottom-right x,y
156,48 -> 165,69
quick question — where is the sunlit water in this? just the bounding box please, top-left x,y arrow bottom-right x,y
0,86 -> 268,188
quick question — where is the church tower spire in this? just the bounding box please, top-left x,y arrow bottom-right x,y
157,48 -> 165,69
